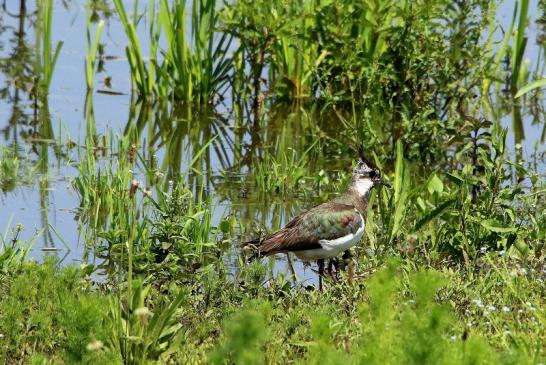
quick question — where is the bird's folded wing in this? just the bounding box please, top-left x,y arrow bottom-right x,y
252,202 -> 362,255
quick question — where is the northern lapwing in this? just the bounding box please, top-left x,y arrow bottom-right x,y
244,157 -> 385,289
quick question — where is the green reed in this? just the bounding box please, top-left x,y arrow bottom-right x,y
113,0 -> 232,103
157,0 -> 232,103
113,0 -> 156,98
116,0 -> 158,97
0,222 -> 37,273
483,1 -> 532,96
268,0 -> 320,101
72,130 -> 136,234
511,0 -> 530,92
36,0 -> 63,95
0,147 -> 21,193
85,1 -> 104,90
252,141 -> 319,196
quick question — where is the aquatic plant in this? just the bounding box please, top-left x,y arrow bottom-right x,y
85,1 -> 105,90
159,0 -> 233,104
35,0 -> 63,95
112,0 -> 156,98
113,0 -> 232,103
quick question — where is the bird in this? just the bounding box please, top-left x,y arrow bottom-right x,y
244,157 -> 386,289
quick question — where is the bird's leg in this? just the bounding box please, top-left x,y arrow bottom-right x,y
317,259 -> 325,291
332,257 -> 341,282
285,253 -> 298,283
338,255 -> 346,271
342,250 -> 354,284
328,258 -> 338,283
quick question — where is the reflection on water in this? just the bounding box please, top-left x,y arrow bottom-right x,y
0,0 -> 544,285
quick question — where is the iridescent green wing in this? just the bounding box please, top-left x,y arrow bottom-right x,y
298,202 -> 362,241
256,202 -> 362,254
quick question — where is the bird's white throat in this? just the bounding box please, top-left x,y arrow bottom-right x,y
355,179 -> 374,197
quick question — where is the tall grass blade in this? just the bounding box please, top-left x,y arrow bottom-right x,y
390,140 -> 410,242
85,17 -> 104,90
514,78 -> 546,98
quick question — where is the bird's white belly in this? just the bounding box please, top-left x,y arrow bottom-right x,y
294,218 -> 365,261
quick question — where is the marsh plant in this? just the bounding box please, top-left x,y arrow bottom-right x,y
35,0 -> 63,96
369,125 -> 544,261
113,0 -> 232,103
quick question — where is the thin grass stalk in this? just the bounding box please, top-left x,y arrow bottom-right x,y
113,0 -> 151,97
486,1 -> 518,95
390,140 -> 410,244
481,0 -> 497,101
85,2 -> 104,90
148,0 -> 159,97
511,0 -> 530,90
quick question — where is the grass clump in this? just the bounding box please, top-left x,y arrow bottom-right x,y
0,258 -> 117,364
204,261 -> 542,365
113,0 -> 232,103
0,221 -> 543,363
0,147 -> 35,193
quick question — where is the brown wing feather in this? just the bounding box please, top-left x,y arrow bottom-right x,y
251,201 -> 358,256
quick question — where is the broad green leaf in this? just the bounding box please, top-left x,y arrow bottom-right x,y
413,199 -> 455,232
446,172 -> 464,185
427,174 -> 444,195
480,219 -> 517,233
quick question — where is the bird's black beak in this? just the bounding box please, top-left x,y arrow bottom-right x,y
374,177 -> 390,188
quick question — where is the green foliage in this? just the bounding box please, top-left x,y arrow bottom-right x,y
107,279 -> 188,364
252,145 -> 314,196
1,0 -> 545,364
205,263 -> 541,365
160,0 -> 233,103
516,78 -> 546,98
0,146 -> 37,193
370,125 -> 544,259
0,238 -> 544,363
143,180 -> 219,282
209,301 -> 269,365
0,223 -> 36,281
0,147 -> 21,192
112,0 -> 155,98
113,0 -> 232,103
0,259 -> 117,364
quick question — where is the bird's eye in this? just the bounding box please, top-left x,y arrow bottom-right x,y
369,170 -> 377,178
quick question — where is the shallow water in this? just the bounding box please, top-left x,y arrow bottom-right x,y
0,0 -> 544,284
